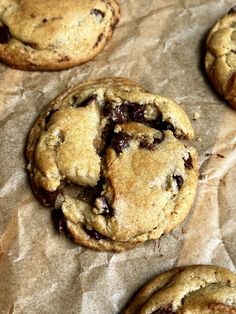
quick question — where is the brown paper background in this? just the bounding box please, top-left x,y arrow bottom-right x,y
1,0 -> 236,313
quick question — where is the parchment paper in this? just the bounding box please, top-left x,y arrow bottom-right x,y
1,0 -> 236,313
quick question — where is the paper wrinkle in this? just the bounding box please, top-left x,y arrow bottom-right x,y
13,283 -> 59,313
0,171 -> 25,198
1,0 -> 236,313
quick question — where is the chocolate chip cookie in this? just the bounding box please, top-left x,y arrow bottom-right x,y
122,265 -> 236,313
0,0 -> 120,70
205,6 -> 236,109
26,78 -> 198,252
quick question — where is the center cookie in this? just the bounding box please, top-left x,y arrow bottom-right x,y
26,78 -> 198,252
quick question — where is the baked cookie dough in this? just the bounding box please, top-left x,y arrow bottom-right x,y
205,6 -> 236,109
0,0 -> 120,70
26,78 -> 198,252
122,265 -> 236,313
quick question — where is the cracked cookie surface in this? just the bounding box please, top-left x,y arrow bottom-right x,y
26,78 -> 198,252
0,0 -> 120,70
205,6 -> 236,109
122,265 -> 236,314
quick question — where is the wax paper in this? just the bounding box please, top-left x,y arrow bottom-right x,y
1,0 -> 236,313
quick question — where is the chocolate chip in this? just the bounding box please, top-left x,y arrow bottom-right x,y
91,9 -> 105,19
152,304 -> 175,314
83,225 -> 106,240
99,196 -> 114,217
54,130 -> 65,147
58,56 -> 70,63
173,175 -> 184,189
129,103 -> 147,122
184,154 -> 193,169
103,102 -> 129,123
229,6 -> 236,14
155,120 -> 174,132
78,94 -> 97,107
45,109 -> 59,125
51,208 -> 66,234
0,25 -> 10,44
112,133 -> 131,154
42,18 -> 48,23
93,33 -> 104,48
72,95 -> 78,103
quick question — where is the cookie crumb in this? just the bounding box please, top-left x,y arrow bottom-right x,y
193,112 -> 200,121
216,153 -> 225,158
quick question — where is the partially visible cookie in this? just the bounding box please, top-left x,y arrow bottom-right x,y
26,77 -> 198,252
205,6 -> 236,109
122,265 -> 236,313
0,0 -> 120,70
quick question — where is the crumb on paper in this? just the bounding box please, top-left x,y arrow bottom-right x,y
196,137 -> 201,142
199,174 -> 207,180
205,152 -> 225,158
193,112 -> 200,121
216,153 -> 225,158
219,178 -> 226,185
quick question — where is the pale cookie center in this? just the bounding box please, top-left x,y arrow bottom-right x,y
35,102 -> 101,190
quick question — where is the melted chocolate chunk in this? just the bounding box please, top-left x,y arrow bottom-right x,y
91,9 -> 105,19
77,177 -> 105,205
229,6 -> 236,14
152,304 -> 175,314
35,187 -> 60,207
83,225 -> 106,240
174,175 -> 184,189
78,94 -> 97,107
22,41 -> 39,49
129,103 -> 147,122
184,154 -> 193,169
112,133 -> 131,154
98,123 -> 115,156
139,139 -> 155,150
153,132 -> 165,144
0,25 -> 10,44
92,177 -> 105,202
156,120 -> 174,132
140,132 -> 165,150
104,102 -> 129,123
51,208 -> 66,234
45,109 -> 59,125
99,196 -> 114,217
